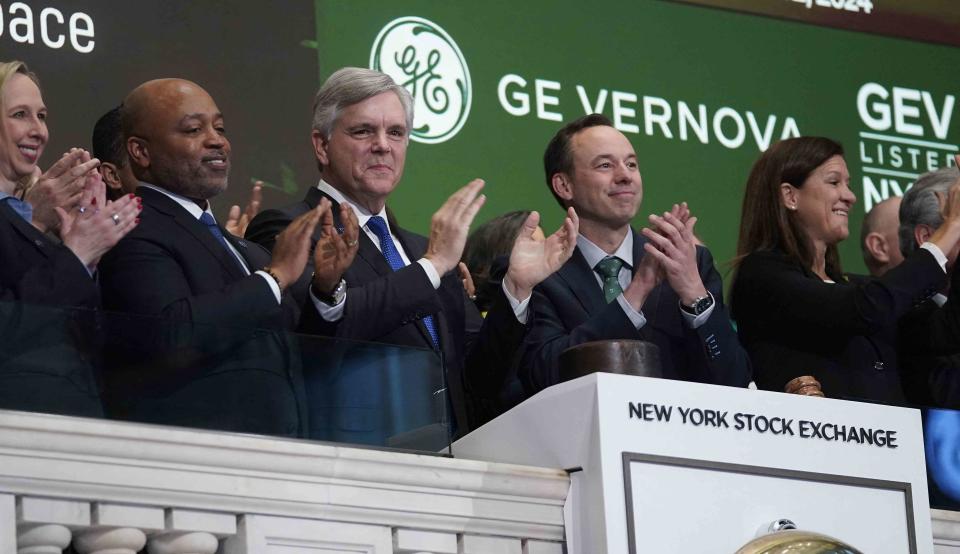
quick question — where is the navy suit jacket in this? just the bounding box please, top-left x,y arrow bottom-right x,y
0,202 -> 103,416
520,229 -> 750,393
246,187 -> 525,436
98,186 -> 306,436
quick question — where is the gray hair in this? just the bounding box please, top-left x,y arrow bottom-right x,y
899,166 -> 960,257
312,67 -> 414,140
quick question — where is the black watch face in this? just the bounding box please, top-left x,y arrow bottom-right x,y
694,295 -> 713,314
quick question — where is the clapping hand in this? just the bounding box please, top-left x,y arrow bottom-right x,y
423,179 -> 487,276
503,207 -> 579,301
640,202 -> 707,305
312,202 -> 360,295
27,149 -> 100,233
268,198 -> 330,291
58,171 -> 141,269
225,180 -> 263,237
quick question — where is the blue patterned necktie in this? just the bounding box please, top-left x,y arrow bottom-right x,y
595,256 -> 624,303
200,212 -> 246,272
366,216 -> 440,349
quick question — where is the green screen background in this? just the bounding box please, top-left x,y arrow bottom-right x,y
312,0 -> 960,278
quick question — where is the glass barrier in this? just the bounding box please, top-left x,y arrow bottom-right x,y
0,300 -> 452,454
922,407 -> 960,511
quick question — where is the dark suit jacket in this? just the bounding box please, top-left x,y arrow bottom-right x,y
246,187 -> 525,436
731,248 -> 944,405
98,186 -> 306,436
520,229 -> 751,393
0,202 -> 103,416
899,266 -> 960,409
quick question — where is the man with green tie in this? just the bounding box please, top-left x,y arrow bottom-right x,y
517,114 -> 751,393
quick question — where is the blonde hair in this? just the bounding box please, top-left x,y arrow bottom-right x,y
0,61 -> 42,196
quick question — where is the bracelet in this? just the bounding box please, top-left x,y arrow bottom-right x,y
261,266 -> 283,290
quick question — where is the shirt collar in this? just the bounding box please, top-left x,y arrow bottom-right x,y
577,231 -> 633,270
139,182 -> 215,221
316,179 -> 392,233
0,190 -> 33,223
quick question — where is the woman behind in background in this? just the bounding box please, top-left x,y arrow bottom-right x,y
730,136 -> 960,404
0,60 -> 140,416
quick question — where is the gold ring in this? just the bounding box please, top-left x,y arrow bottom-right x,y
347,239 -> 359,247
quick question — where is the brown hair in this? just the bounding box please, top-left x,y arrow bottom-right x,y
543,113 -> 613,208
733,136 -> 845,278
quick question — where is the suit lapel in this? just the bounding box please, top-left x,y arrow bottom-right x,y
140,187 -> 246,280
223,233 -> 262,273
0,203 -> 54,258
558,247 -> 607,315
392,224 -> 438,350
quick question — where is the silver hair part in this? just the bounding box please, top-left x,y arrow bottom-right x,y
311,67 -> 414,141
898,166 -> 960,257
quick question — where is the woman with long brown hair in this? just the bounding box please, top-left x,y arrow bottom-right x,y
730,136 -> 960,404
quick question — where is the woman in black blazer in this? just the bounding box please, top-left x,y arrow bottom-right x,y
0,60 -> 140,416
730,137 -> 960,405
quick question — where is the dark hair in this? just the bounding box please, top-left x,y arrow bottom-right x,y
463,210 -> 532,312
734,136 -> 845,278
92,106 -> 126,167
543,113 -> 613,208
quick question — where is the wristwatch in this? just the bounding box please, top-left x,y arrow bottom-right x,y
314,278 -> 346,305
680,293 -> 713,316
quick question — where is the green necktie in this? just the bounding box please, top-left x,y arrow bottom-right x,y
595,256 -> 624,303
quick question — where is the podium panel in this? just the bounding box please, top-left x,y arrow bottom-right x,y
452,373 -> 932,553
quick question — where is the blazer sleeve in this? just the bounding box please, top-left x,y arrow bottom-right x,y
0,208 -> 98,308
463,279 -> 526,397
330,262 -> 444,341
683,246 -> 752,387
735,248 -> 944,338
0,245 -> 99,308
900,265 -> 960,356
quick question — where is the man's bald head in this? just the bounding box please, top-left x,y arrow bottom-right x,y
122,79 -> 231,201
860,196 -> 904,277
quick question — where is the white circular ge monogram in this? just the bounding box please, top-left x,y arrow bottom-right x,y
370,16 -> 471,144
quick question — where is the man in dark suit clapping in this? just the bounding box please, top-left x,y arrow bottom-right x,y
518,114 -> 751,394
246,68 -> 578,437
98,78 -> 353,436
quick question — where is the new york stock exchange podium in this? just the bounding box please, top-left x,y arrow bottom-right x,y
3,374 -> 960,552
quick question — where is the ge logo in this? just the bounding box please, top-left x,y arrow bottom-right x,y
370,16 -> 472,144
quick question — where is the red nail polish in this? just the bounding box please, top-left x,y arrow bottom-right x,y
91,197 -> 97,205
129,193 -> 135,199
137,204 -> 143,210
135,218 -> 140,224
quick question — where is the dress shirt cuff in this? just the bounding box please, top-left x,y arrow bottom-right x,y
616,293 -> 647,329
254,270 -> 282,304
417,258 -> 442,289
679,292 -> 716,329
921,242 -> 948,273
309,286 -> 346,322
501,279 -> 531,324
